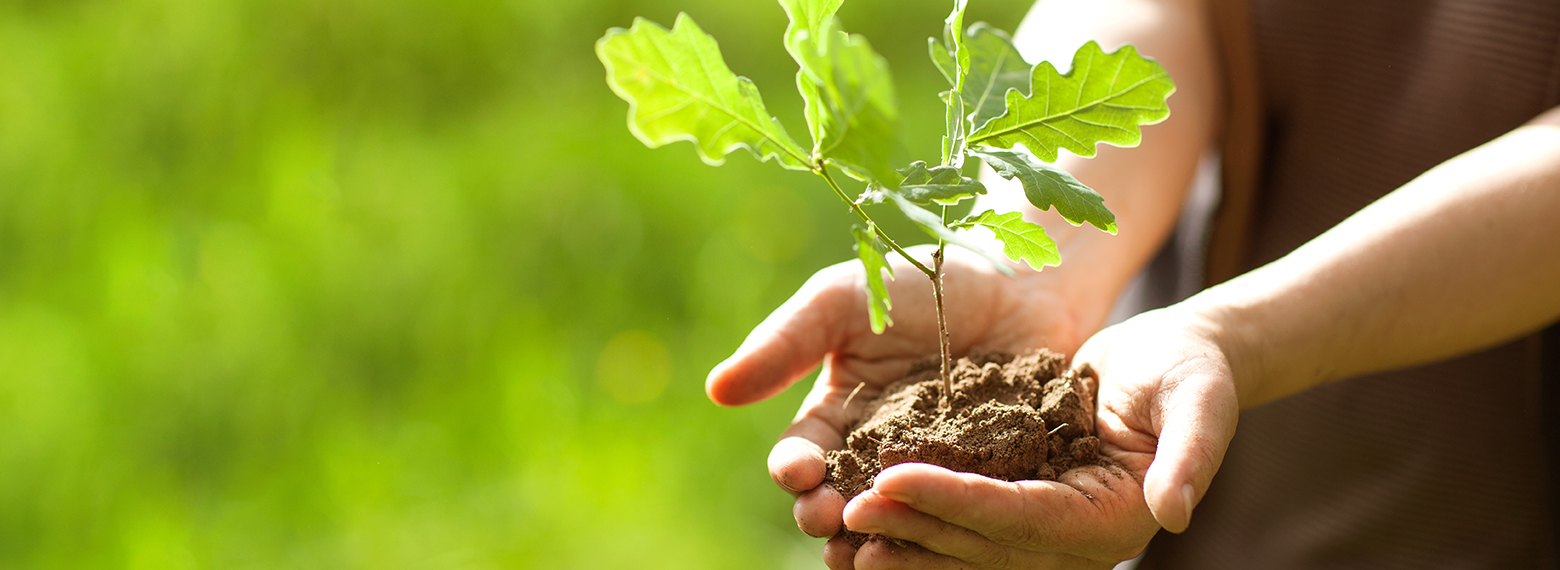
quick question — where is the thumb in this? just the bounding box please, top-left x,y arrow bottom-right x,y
1141,371 -> 1238,533
706,263 -> 863,406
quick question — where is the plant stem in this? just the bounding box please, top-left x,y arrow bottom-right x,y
816,164 -> 953,406
816,166 -> 935,279
934,203 -> 952,407
932,246 -> 952,407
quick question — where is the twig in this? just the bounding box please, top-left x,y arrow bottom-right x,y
842,382 -> 867,411
817,167 -> 936,279
816,165 -> 950,410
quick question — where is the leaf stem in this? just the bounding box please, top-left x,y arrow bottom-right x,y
816,166 -> 936,280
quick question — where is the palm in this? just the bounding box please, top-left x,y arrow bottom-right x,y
708,245 -> 1083,447
708,252 -> 1244,569
835,246 -> 1082,400
704,245 -> 1094,564
809,309 -> 1240,569
1074,307 -> 1240,533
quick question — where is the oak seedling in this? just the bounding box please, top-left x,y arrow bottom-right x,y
597,0 -> 1173,400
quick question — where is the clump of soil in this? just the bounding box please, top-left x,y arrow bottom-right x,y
825,348 -> 1102,547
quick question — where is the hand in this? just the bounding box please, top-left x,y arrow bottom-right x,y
713,269 -> 1242,568
842,301 -> 1241,565
706,246 -> 1089,565
833,305 -> 1241,569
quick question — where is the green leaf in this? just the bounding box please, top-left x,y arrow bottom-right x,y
929,39 -> 956,86
933,22 -> 1031,143
862,161 -> 985,206
969,148 -> 1116,233
779,0 -> 901,187
968,41 -> 1174,162
597,15 -> 812,170
812,34 -> 901,186
779,0 -> 844,57
959,23 -> 1032,132
942,89 -> 966,167
884,190 -> 1013,276
938,0 -> 970,166
957,210 -> 1060,271
779,0 -> 843,148
944,0 -> 971,87
851,224 -> 894,334
941,86 -> 966,167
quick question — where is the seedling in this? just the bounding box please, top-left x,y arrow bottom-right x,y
597,0 -> 1172,401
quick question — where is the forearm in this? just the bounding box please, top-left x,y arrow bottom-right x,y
1192,106 -> 1560,407
985,0 -> 1221,335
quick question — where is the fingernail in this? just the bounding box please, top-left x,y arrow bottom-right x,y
876,490 -> 909,503
1180,483 -> 1196,528
777,474 -> 799,493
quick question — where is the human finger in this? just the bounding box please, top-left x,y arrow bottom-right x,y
1073,313 -> 1238,534
825,535 -> 859,570
770,436 -> 828,494
1139,371 -> 1237,533
845,489 -> 1054,569
854,537 -> 973,570
769,356 -> 869,495
706,263 -> 860,406
868,463 -> 1149,561
796,484 -> 847,537
782,354 -> 863,446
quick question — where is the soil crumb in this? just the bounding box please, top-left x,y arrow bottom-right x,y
824,348 -> 1102,547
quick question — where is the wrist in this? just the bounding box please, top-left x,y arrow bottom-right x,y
1178,289 -> 1267,409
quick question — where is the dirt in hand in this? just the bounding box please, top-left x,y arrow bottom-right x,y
824,349 -> 1103,547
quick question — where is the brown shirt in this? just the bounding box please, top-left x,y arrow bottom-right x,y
1142,1 -> 1560,568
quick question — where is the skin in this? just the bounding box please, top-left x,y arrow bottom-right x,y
709,0 -> 1560,567
1199,104 -> 1560,405
711,247 -> 1191,569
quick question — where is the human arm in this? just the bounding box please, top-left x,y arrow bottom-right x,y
1200,105 -> 1560,406
833,104 -> 1560,569
1066,104 -> 1560,544
814,31 -> 1560,570
976,0 -> 1221,336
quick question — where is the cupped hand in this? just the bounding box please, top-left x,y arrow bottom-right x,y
827,305 -> 1242,568
707,242 -> 1242,568
705,246 -> 1085,529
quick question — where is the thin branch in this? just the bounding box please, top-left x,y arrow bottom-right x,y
816,166 -> 936,279
932,248 -> 952,407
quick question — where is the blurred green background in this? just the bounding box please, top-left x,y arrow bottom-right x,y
0,0 -> 1030,567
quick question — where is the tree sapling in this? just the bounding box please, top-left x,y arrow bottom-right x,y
597,0 -> 1174,544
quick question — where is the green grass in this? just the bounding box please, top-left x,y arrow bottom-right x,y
0,0 -> 1028,567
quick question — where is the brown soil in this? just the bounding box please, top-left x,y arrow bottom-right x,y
824,348 -> 1102,547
